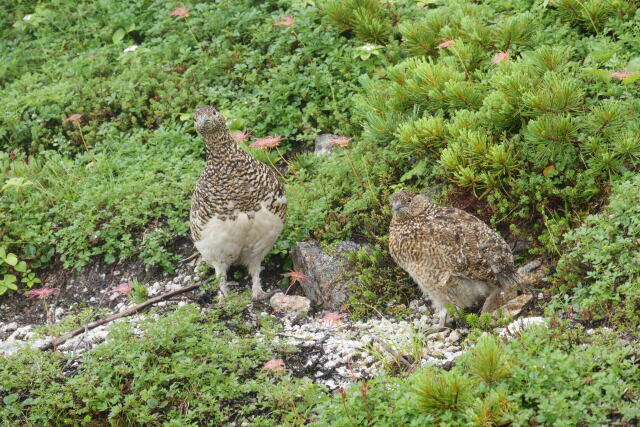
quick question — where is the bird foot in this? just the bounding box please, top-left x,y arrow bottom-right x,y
251,288 -> 274,301
217,281 -> 232,299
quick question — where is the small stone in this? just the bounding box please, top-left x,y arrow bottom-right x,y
314,133 -> 339,156
269,293 -> 311,316
447,330 -> 461,344
495,294 -> 533,318
1,322 -> 18,334
426,331 -> 449,341
502,317 -> 547,336
9,325 -> 33,340
409,299 -> 428,313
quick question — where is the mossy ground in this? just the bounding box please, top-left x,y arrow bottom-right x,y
1,0 -> 640,424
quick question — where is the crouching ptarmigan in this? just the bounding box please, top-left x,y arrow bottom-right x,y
389,190 -> 520,326
190,106 -> 286,300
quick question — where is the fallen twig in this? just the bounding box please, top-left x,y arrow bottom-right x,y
39,282 -> 203,351
372,337 -> 414,371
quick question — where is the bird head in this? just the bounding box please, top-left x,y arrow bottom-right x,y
194,105 -> 227,137
390,190 -> 416,216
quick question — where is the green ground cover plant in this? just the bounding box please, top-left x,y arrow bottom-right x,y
1,0 -> 376,288
312,328 -> 640,426
553,174 -> 640,328
2,0 -> 640,424
0,298 -> 325,425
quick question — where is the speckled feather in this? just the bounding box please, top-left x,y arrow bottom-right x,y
189,106 -> 286,300
189,106 -> 286,241
389,190 -> 519,323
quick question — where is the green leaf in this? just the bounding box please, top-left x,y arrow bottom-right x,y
112,28 -> 125,43
582,68 -> 611,80
5,253 -> 18,266
3,394 -> 18,405
1,177 -> 33,192
622,73 -> 640,85
3,274 -> 17,284
15,261 -> 28,272
400,159 -> 427,182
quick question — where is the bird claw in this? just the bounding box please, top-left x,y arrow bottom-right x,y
251,289 -> 273,301
217,282 -> 230,299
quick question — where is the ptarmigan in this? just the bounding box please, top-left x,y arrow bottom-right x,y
190,106 -> 286,300
389,190 -> 520,326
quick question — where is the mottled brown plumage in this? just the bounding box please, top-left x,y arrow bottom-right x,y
389,190 -> 519,326
190,106 -> 286,300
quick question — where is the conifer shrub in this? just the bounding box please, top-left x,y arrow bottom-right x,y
322,0 -> 394,44
328,0 -> 640,252
312,328 -> 640,425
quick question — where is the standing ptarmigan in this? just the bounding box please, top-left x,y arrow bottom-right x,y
190,106 -> 286,300
389,190 -> 520,326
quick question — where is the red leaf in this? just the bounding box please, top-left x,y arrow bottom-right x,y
281,271 -> 309,286
273,16 -> 294,28
26,287 -> 59,299
609,70 -> 636,81
110,283 -> 133,296
328,136 -> 352,148
436,38 -> 454,49
321,312 -> 348,325
491,51 -> 509,65
260,358 -> 285,373
63,113 -> 82,124
250,136 -> 283,149
169,7 -> 189,18
230,131 -> 251,143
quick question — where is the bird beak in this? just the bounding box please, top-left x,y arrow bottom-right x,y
391,201 -> 401,212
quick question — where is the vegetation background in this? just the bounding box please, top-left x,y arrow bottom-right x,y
1,0 -> 639,424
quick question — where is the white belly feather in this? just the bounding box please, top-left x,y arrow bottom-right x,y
194,204 -> 284,268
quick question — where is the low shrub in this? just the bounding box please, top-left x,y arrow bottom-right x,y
554,174 -> 640,328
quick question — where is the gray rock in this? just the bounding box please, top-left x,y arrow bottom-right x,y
1,322 -> 18,334
409,299 -> 429,313
495,294 -> 533,318
314,133 -> 339,156
501,316 -> 547,336
9,325 -> 32,341
269,293 -> 311,316
291,241 -> 368,311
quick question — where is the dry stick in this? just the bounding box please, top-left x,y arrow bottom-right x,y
39,282 -> 204,351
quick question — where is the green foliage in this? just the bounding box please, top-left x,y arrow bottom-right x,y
339,0 -> 640,253
0,301 -> 326,425
313,327 -> 640,425
1,128 -> 199,272
0,246 -> 40,295
0,0 -> 373,287
466,335 -> 513,385
414,369 -> 474,414
130,277 -> 148,303
548,0 -> 634,34
345,246 -> 419,318
322,0 -> 393,44
554,174 -> 640,327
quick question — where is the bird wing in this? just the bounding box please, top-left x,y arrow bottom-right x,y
417,208 -> 516,284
